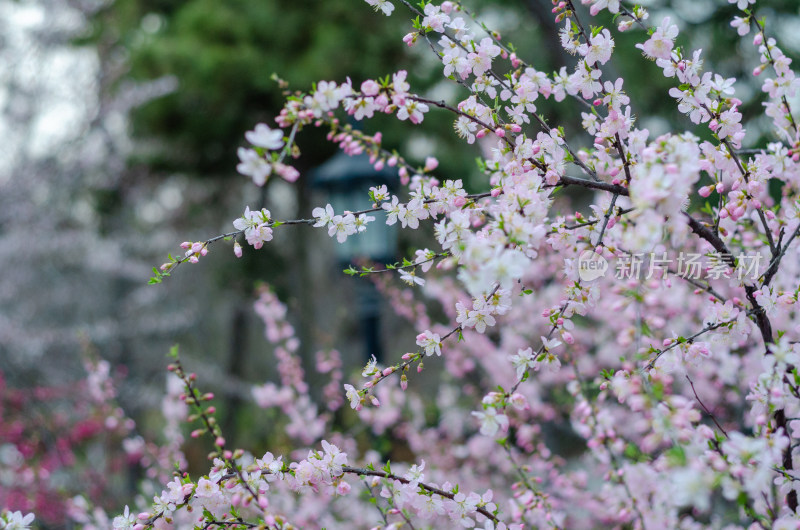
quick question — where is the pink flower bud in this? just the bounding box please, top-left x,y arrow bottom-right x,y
753,33 -> 763,46
452,196 -> 466,208
491,187 -> 502,197
400,175 -> 409,187
233,241 -> 243,258
382,367 -> 394,376
361,80 -> 380,97
424,156 -> 439,172
403,32 -> 416,47
509,393 -> 528,410
494,128 -> 505,138
180,241 -> 192,249
215,436 -> 226,447
698,185 -> 712,197
476,128 -> 487,139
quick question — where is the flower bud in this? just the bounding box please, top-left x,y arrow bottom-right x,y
424,156 -> 439,171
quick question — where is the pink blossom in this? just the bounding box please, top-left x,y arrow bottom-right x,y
636,17 -> 678,60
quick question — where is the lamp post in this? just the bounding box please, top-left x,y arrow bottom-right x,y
311,151 -> 398,362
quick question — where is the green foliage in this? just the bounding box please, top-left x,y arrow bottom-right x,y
89,0 -> 408,177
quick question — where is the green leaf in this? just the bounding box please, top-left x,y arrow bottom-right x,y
736,491 -> 749,508
665,445 -> 687,467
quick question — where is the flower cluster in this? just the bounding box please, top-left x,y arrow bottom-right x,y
233,206 -> 273,250
312,203 -> 375,243
236,123 -> 299,186
125,0 -> 800,527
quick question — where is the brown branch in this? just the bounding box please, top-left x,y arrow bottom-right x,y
343,466 -> 499,523
685,374 -> 728,437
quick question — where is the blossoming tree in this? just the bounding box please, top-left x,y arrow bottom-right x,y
10,0 -> 800,527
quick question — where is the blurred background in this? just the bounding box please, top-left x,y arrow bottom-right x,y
1,0 -> 799,525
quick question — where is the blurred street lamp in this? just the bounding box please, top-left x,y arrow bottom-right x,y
311,151 -> 398,362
